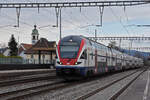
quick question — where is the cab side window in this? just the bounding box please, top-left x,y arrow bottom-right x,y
80,50 -> 87,59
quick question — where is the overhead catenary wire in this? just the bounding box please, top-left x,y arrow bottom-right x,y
0,1 -> 149,36
0,12 -> 33,27
0,10 -> 34,42
63,9 -> 85,28
109,7 -> 130,35
28,0 -> 94,28
122,5 -> 137,36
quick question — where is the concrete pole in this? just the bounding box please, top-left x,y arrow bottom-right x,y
59,8 -> 62,40
95,29 -> 97,42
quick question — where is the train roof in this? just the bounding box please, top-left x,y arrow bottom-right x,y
61,35 -> 143,60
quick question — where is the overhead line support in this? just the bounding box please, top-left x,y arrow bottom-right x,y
16,7 -> 21,27
99,6 -> 104,26
55,7 -> 59,27
0,1 -> 149,8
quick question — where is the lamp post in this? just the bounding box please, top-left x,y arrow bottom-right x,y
59,8 -> 62,40
95,29 -> 97,42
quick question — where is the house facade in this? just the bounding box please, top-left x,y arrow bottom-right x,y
0,47 -> 10,56
18,25 -> 56,64
25,38 -> 56,64
18,43 -> 32,59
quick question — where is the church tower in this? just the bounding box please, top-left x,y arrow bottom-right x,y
31,25 -> 39,45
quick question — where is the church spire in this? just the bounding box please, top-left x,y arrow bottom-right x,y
31,25 -> 39,45
34,25 -> 37,29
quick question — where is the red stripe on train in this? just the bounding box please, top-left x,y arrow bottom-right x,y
58,39 -> 85,65
57,40 -> 61,60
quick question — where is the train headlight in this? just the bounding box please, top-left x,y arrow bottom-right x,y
75,62 -> 82,65
75,62 -> 78,65
57,61 -> 62,65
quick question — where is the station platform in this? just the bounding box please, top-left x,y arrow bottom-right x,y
117,68 -> 150,100
0,69 -> 55,77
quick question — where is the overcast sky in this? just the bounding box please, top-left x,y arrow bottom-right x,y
0,0 -> 150,52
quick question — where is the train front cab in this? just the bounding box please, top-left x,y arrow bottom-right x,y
56,49 -> 89,79
55,36 -> 93,79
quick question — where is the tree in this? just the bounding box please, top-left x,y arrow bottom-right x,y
8,34 -> 18,56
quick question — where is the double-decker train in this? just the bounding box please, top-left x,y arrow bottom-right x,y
56,35 -> 143,79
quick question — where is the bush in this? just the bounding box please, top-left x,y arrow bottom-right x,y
0,55 -> 22,59
6,56 -> 22,59
0,54 -> 5,57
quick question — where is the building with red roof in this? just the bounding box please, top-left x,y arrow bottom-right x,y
18,43 -> 33,59
18,25 -> 56,64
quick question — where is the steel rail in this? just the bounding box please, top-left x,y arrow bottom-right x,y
0,80 -> 65,100
0,74 -> 57,87
5,69 -> 138,100
109,69 -> 146,100
0,69 -> 55,78
76,69 -> 145,100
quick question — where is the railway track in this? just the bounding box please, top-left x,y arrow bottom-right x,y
0,68 -> 145,100
0,73 -> 56,87
0,69 -> 55,80
0,69 -> 56,87
0,69 -> 59,100
0,80 -> 65,100
77,68 -> 146,100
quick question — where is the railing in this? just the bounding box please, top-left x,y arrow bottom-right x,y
0,58 -> 23,64
0,58 -> 55,65
23,59 -> 55,64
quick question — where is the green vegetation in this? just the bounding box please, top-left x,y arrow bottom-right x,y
0,54 -> 5,57
0,54 -> 22,59
0,55 -> 22,64
8,34 -> 18,56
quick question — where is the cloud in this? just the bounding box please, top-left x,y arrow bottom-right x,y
0,0 -> 150,51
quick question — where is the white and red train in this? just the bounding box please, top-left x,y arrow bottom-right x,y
56,35 -> 143,79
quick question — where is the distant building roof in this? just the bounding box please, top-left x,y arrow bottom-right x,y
21,43 -> 32,50
25,38 -> 56,54
18,43 -> 32,55
0,47 -> 9,54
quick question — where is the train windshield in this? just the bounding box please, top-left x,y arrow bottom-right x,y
60,42 -> 79,58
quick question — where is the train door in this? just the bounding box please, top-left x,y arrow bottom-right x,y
110,49 -> 114,67
85,47 -> 92,67
121,54 -> 125,70
87,47 -> 93,67
107,48 -> 112,72
87,48 -> 90,67
83,49 -> 87,66
111,49 -> 116,71
95,49 -> 98,74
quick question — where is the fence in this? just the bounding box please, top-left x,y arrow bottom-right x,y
23,59 -> 55,64
0,57 -> 55,70
0,58 -> 23,64
0,58 -> 55,65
